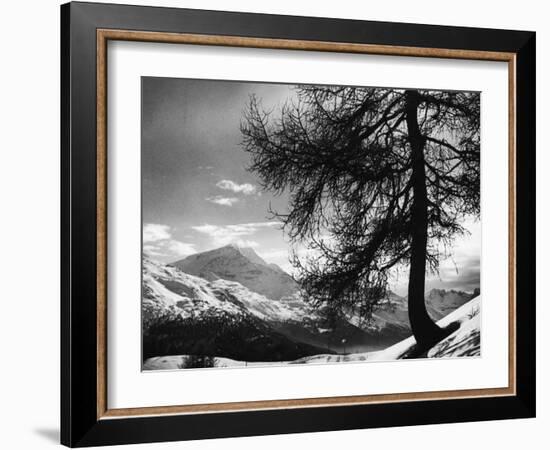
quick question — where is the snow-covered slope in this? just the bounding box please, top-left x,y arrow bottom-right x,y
427,299 -> 480,358
144,256 -> 321,325
425,288 -> 478,320
143,256 -> 380,359
143,257 -> 332,363
346,288 -> 475,345
143,257 -> 241,324
168,246 -> 417,351
143,250 -> 479,368
143,296 -> 481,370
170,245 -> 475,343
368,295 -> 480,360
295,296 -> 481,363
171,244 -> 298,300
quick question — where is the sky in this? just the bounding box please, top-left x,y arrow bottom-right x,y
141,77 -> 480,296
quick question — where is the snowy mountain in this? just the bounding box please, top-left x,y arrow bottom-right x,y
170,244 -> 474,335
171,244 -> 298,300
142,257 -> 330,363
347,288 -> 476,344
143,255 -> 383,360
143,246 -> 479,367
425,288 -> 478,320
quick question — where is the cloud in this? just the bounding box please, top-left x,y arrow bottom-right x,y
215,179 -> 256,195
257,249 -> 288,260
143,223 -> 171,243
166,240 -> 197,256
142,223 -> 196,259
192,221 -> 281,247
206,196 -> 239,206
431,254 -> 480,291
234,239 -> 260,248
143,244 -> 169,257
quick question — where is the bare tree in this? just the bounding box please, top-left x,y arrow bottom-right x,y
241,86 -> 480,350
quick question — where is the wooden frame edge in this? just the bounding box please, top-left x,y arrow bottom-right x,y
95,28 -> 517,420
97,28 -> 516,61
508,56 -> 517,396
97,29 -> 108,419
100,387 -> 515,419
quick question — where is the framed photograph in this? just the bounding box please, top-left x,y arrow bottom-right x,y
61,2 -> 536,447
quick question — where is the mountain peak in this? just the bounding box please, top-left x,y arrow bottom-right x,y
170,244 -> 298,300
224,242 -> 243,250
234,245 -> 268,266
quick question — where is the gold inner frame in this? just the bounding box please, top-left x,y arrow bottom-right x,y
96,29 -> 517,420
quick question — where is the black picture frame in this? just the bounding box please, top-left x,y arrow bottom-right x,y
61,1 -> 536,447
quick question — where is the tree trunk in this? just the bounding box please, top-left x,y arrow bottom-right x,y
405,90 -> 444,349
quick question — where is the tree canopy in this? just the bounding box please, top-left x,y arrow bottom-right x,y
241,85 -> 480,347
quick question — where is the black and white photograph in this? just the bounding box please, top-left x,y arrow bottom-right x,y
141,77 -> 481,371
